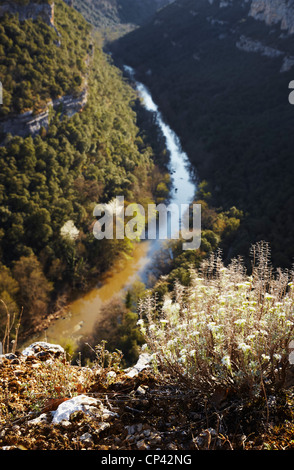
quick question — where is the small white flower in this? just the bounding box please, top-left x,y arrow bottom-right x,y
208,322 -> 222,333
234,319 -> 246,327
178,355 -> 187,364
163,298 -> 172,308
237,283 -> 247,289
238,343 -> 251,353
277,312 -> 286,318
191,330 -> 200,336
273,354 -> 282,361
258,329 -> 268,336
261,354 -> 270,361
246,334 -> 256,341
137,319 -> 144,326
221,355 -> 231,369
189,349 -> 196,357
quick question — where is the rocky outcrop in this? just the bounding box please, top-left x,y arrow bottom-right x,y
235,35 -> 294,72
0,86 -> 88,139
0,340 -> 294,450
236,35 -> 284,57
249,0 -> 294,35
53,86 -> 88,118
0,1 -> 55,27
280,55 -> 294,71
0,108 -> 50,139
205,0 -> 294,35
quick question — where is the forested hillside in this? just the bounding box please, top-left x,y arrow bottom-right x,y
111,0 -> 294,269
0,0 -> 169,340
0,0 -> 89,117
73,0 -> 174,39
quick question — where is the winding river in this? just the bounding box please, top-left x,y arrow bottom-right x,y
26,68 -> 196,348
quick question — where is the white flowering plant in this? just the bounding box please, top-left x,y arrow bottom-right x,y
138,243 -> 294,397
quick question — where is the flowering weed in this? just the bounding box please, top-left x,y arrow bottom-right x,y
138,243 -> 294,397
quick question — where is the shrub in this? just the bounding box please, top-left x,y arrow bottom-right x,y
138,242 -> 294,398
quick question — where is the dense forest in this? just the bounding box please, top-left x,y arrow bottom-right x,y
0,0 -> 170,342
0,0 -> 88,117
1,0 -> 294,366
72,0 -> 173,39
111,0 -> 294,269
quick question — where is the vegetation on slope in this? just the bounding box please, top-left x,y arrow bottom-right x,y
111,0 -> 294,269
139,242 -> 294,397
0,0 -> 170,341
73,0 -> 173,40
0,0 -> 90,117
1,244 -> 294,451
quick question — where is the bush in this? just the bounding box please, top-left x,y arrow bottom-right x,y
138,242 -> 294,398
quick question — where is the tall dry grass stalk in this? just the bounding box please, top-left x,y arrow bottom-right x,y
1,299 -> 22,355
138,242 -> 294,397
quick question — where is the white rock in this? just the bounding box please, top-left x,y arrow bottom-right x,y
125,353 -> 152,378
52,395 -> 100,424
27,413 -> 49,426
21,342 -> 64,357
80,432 -> 93,442
136,439 -> 149,450
96,422 -> 111,434
106,371 -> 117,380
51,395 -> 117,424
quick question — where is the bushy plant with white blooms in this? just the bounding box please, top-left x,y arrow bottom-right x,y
138,242 -> 294,397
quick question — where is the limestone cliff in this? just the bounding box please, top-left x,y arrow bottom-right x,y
0,1 -> 55,27
207,0 -> 294,35
249,0 -> 294,34
0,85 -> 88,139
0,0 -> 89,140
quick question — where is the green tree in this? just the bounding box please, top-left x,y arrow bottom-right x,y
0,264 -> 20,340
13,254 -> 53,328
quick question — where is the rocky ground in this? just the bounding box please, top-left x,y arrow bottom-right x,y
1,342 -> 294,451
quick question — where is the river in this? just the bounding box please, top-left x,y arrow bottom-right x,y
25,67 -> 196,349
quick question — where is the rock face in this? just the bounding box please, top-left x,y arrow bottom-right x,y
51,394 -> 118,424
0,108 -> 51,139
236,35 -> 284,57
0,1 -> 55,27
0,1 -> 88,140
21,341 -> 65,358
249,0 -> 294,34
206,0 -> 294,35
0,86 -> 88,139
